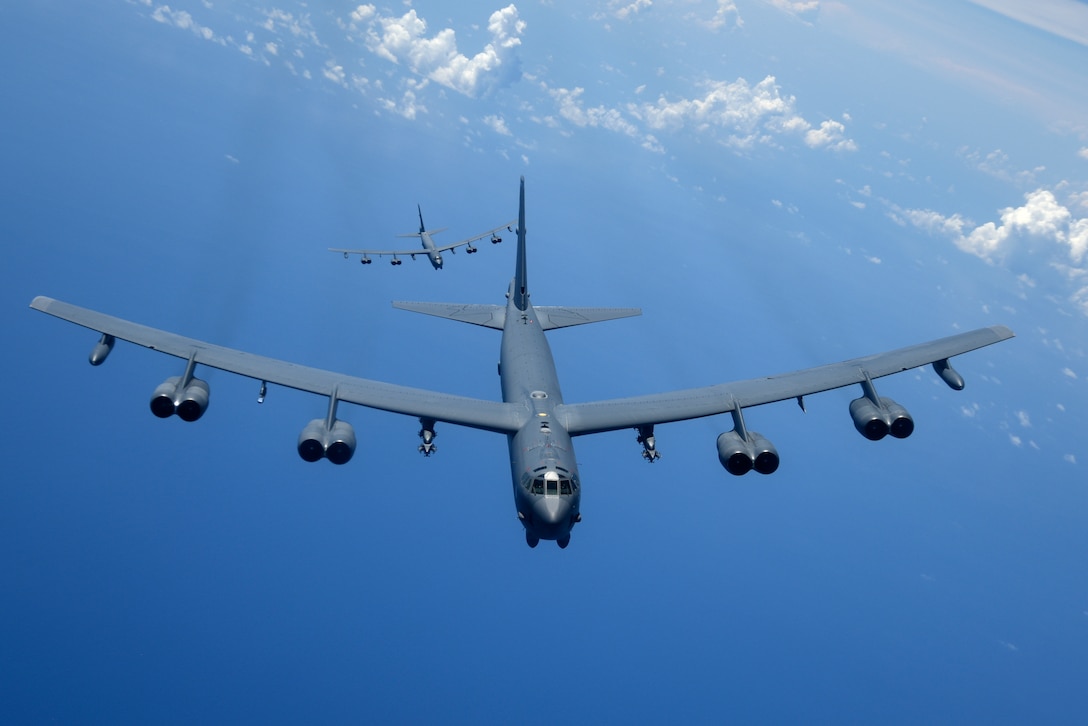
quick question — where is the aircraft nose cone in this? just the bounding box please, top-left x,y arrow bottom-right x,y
535,497 -> 567,526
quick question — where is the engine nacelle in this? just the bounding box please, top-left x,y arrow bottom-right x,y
297,418 -> 357,465
149,376 -> 210,421
176,379 -> 210,422
716,431 -> 780,476
849,396 -> 914,440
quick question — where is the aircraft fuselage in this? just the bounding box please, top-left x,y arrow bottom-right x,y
419,232 -> 443,270
500,288 -> 580,548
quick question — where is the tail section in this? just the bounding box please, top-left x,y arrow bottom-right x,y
514,177 -> 529,311
396,206 -> 447,238
394,177 -> 641,329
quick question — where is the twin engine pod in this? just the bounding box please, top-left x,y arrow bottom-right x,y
716,430 -> 780,476
150,376 -> 210,422
297,419 -> 357,465
849,396 -> 914,441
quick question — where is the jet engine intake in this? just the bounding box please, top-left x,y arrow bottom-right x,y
149,376 -> 210,421
716,430 -> 779,476
849,396 -> 914,440
298,418 -> 357,465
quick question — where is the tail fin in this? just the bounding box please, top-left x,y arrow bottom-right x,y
513,177 -> 529,311
396,206 -> 446,238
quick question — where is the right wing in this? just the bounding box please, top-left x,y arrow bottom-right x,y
556,325 -> 1014,435
431,220 -> 517,254
29,296 -> 527,434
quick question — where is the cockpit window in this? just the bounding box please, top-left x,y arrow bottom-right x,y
525,470 -> 577,496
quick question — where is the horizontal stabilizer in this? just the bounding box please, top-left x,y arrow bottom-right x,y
392,301 -> 506,329
397,228 -> 447,238
392,302 -> 642,331
534,306 -> 642,330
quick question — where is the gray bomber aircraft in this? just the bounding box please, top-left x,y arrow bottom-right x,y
329,205 -> 514,269
30,177 -> 1014,549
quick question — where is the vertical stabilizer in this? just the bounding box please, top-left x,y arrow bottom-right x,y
417,205 -> 426,234
514,177 -> 529,311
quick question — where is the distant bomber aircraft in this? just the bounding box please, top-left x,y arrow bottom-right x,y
330,205 -> 514,269
31,178 -> 1014,549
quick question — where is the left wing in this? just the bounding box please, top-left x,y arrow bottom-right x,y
29,296 -> 527,434
556,325 -> 1014,435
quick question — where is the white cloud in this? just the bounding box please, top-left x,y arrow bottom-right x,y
550,86 -> 641,137
627,75 -> 852,151
900,189 -> 1088,263
703,0 -> 743,29
323,60 -> 347,87
379,87 -> 427,120
1062,367 -> 1078,379
262,8 -> 322,47
1064,454 -> 1077,464
767,0 -> 820,17
1009,434 -> 1022,447
483,114 -> 512,136
804,119 -> 858,151
151,6 -> 219,43
610,0 -> 653,20
1079,147 -> 1088,161
1016,410 -> 1032,427
363,4 -> 525,98
350,5 -> 376,27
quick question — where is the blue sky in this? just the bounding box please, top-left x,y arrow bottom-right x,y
3,1 -> 1087,723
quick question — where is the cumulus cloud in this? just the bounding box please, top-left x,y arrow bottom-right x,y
804,119 -> 858,151
551,86 -> 641,136
704,1 -> 743,30
899,189 -> 1087,264
626,75 -> 853,151
362,4 -> 525,98
1079,147 -> 1088,161
896,188 -> 1088,316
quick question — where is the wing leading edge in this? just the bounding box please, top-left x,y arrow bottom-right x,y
556,325 -> 1014,435
29,296 -> 526,434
